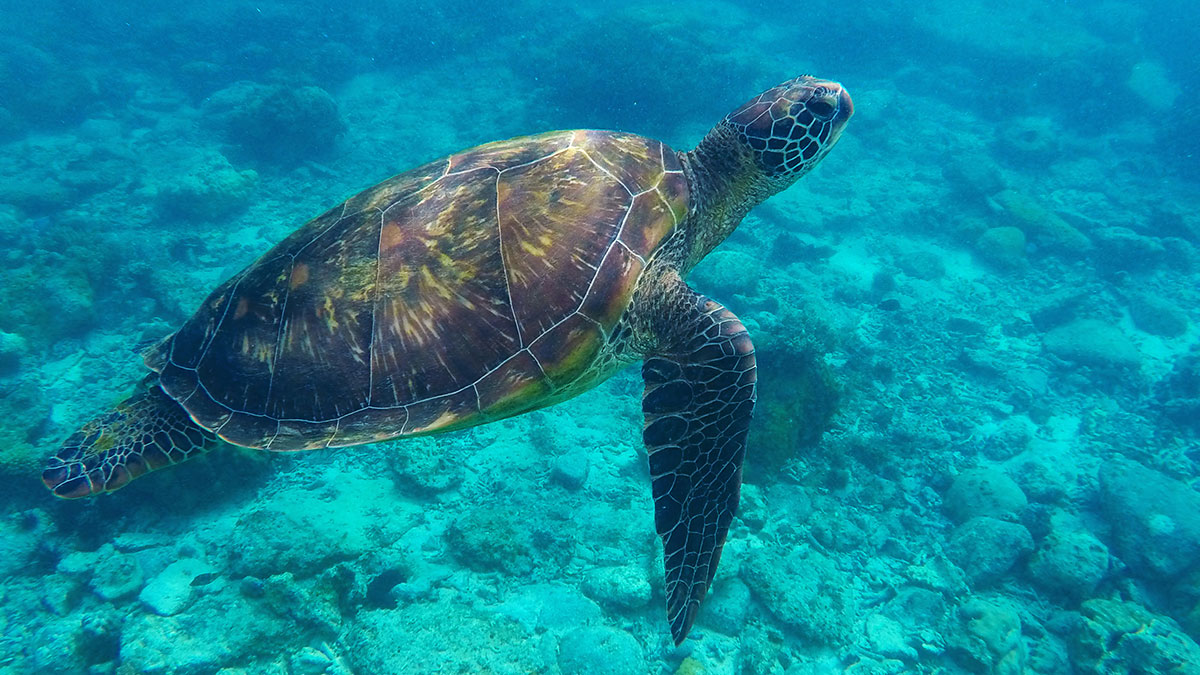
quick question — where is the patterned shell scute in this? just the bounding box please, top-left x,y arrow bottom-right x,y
151,130 -> 688,449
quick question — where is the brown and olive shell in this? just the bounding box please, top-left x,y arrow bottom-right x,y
147,130 -> 689,450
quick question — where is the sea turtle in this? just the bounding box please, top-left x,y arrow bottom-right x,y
43,75 -> 852,644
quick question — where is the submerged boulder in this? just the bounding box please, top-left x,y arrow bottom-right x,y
946,517 -> 1033,586
558,626 -> 645,675
741,546 -> 856,644
1043,319 -> 1141,370
945,468 -> 1028,524
1098,458 -> 1200,580
1027,525 -> 1109,600
975,226 -> 1027,269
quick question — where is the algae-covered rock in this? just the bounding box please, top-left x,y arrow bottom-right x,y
0,264 -> 95,346
581,564 -> 651,610
882,586 -> 947,629
0,510 -> 46,578
906,554 -> 970,596
1009,443 -> 1082,505
694,249 -> 764,297
995,117 -> 1062,163
975,226 -> 1027,269
551,449 -> 590,491
1127,293 -> 1189,338
943,152 -> 1006,200
0,329 -> 27,376
994,189 -> 1092,257
121,587 -> 291,674
704,577 -> 752,635
947,597 -> 1025,675
1043,319 -> 1142,369
895,247 -> 947,280
1155,347 -> 1200,432
495,582 -> 602,634
945,468 -> 1028,524
445,506 -> 534,575
741,545 -> 856,644
946,517 -> 1033,586
291,645 -> 338,675
385,437 -> 462,496
1099,458 -> 1200,579
1071,598 -> 1200,674
1027,525 -> 1109,600
88,542 -> 144,601
261,571 -> 342,638
78,607 -> 123,668
558,626 -> 645,675
228,486 -> 413,579
1029,290 -> 1093,332
864,613 -> 918,661
1093,226 -> 1167,273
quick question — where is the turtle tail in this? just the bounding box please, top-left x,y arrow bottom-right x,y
42,384 -> 217,499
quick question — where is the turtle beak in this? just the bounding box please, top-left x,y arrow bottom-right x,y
821,83 -> 853,149
836,85 -> 854,123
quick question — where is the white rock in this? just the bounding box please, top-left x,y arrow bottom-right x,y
866,613 -> 918,661
139,558 -> 217,616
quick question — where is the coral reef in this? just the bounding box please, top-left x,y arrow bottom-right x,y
152,150 -> 257,222
204,82 -> 345,166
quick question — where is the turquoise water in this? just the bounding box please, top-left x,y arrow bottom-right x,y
2,1 -> 1199,673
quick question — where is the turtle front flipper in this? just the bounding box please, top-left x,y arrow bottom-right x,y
43,384 -> 217,498
640,274 -> 756,645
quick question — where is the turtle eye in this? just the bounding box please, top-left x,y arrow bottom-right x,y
806,98 -> 835,120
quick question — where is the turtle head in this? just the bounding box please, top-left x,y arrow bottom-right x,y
681,76 -> 853,269
723,75 -> 853,185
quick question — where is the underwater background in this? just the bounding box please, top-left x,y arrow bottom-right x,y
2,0 -> 1199,673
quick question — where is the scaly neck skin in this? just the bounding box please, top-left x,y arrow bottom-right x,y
676,124 -> 775,273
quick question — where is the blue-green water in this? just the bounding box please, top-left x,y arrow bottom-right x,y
2,1 -> 1199,673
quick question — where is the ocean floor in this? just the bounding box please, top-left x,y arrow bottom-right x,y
2,1 -> 1200,674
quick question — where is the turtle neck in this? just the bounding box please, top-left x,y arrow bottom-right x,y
677,124 -> 774,273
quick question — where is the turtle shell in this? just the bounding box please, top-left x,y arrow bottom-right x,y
148,130 -> 689,450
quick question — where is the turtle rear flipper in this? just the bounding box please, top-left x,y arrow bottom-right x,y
640,274 -> 756,645
43,386 -> 216,498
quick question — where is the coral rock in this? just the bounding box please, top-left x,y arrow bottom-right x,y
945,468 -> 1028,524
946,517 -> 1033,586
